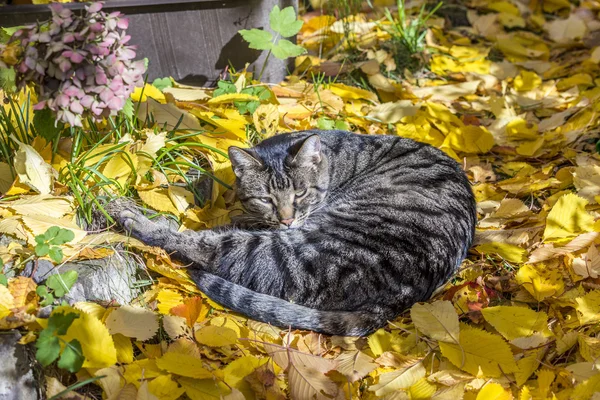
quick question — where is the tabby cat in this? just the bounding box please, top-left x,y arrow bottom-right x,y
107,130 -> 476,336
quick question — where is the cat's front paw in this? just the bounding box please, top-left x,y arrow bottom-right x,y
105,198 -> 150,235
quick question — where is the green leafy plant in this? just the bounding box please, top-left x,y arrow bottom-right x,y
213,80 -> 272,115
382,0 -> 442,68
317,116 -> 349,131
239,5 -> 307,80
36,311 -> 84,373
36,270 -> 79,307
34,226 -> 75,264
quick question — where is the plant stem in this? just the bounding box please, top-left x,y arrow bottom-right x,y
258,50 -> 273,82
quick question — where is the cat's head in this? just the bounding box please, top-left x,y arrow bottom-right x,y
229,134 -> 329,229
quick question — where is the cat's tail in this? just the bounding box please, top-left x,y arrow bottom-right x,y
188,270 -> 389,336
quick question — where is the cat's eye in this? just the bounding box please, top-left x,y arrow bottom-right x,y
256,197 -> 271,204
295,189 -> 308,198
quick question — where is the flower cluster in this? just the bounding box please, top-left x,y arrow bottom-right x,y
11,2 -> 146,127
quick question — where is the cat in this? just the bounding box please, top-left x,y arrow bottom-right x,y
107,130 -> 477,336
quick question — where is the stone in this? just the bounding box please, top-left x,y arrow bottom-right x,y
0,330 -> 38,400
21,252 -> 143,306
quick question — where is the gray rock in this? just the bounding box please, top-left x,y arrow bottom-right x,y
0,331 -> 38,400
22,252 -> 144,306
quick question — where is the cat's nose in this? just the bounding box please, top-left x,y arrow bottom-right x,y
280,218 -> 295,226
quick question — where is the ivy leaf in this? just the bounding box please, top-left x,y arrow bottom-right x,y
214,80 -> 237,97
271,39 -> 307,60
33,108 -> 62,142
35,330 -> 61,367
36,285 -> 49,297
57,339 -> 84,373
46,271 -> 78,298
318,117 -> 335,130
152,77 -> 173,91
47,311 -> 80,335
269,6 -> 303,38
0,274 -> 7,287
35,243 -> 50,257
48,247 -> 64,264
0,67 -> 16,92
239,29 -> 274,50
40,293 -> 55,307
48,227 -> 74,246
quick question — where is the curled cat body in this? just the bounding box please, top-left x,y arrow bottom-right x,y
108,130 -> 477,336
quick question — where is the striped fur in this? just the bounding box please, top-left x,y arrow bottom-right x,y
108,130 -> 476,336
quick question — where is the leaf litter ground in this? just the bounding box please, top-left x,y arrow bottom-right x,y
2,0 -> 600,399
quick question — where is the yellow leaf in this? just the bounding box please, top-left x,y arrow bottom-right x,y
137,98 -> 201,130
475,242 -> 527,263
123,359 -> 162,388
336,351 -> 378,382
156,290 -> 184,314
131,83 -> 166,103
190,110 -> 248,140
410,300 -> 459,343
0,285 -> 15,320
481,306 -> 548,340
21,214 -> 87,245
11,136 -> 56,194
195,325 -> 237,347
444,125 -> 494,154
514,348 -> 545,386
148,374 -> 185,400
439,324 -> 518,378
207,93 -> 260,104
252,103 -> 280,137
488,1 -> 520,15
155,352 -> 213,379
8,276 -> 37,309
572,373 -> 600,400
543,193 -> 595,242
2,194 -> 74,218
102,150 -> 136,188
222,356 -> 268,388
476,382 -> 513,400
329,83 -> 378,102
168,186 -> 193,214
513,71 -> 542,91
178,378 -> 230,400
505,118 -> 539,140
557,73 -> 593,91
516,137 -> 545,157
368,361 -> 425,396
515,263 -> 564,301
368,328 -> 393,356
138,188 -> 181,215
113,333 -> 134,364
54,305 -> 117,368
575,290 -> 600,325
409,377 -> 437,399
0,162 -> 14,194
105,306 -> 159,341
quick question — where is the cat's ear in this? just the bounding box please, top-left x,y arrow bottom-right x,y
229,147 -> 262,176
293,135 -> 321,166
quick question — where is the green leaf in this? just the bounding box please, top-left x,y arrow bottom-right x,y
35,330 -> 61,367
0,274 -> 7,287
33,108 -> 62,142
335,120 -> 349,130
0,67 -> 16,93
35,235 -> 47,245
46,226 -> 60,238
46,271 -> 78,298
152,77 -> 173,91
317,117 -> 335,130
256,87 -> 272,101
36,285 -> 49,297
239,29 -> 274,50
48,228 -> 74,246
48,247 -> 64,264
40,293 -> 54,307
214,80 -> 237,97
57,339 -> 84,373
121,98 -> 134,120
0,26 -> 23,43
246,100 -> 260,114
47,311 -> 79,335
35,243 -> 50,257
271,39 -> 306,59
269,6 -> 303,38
